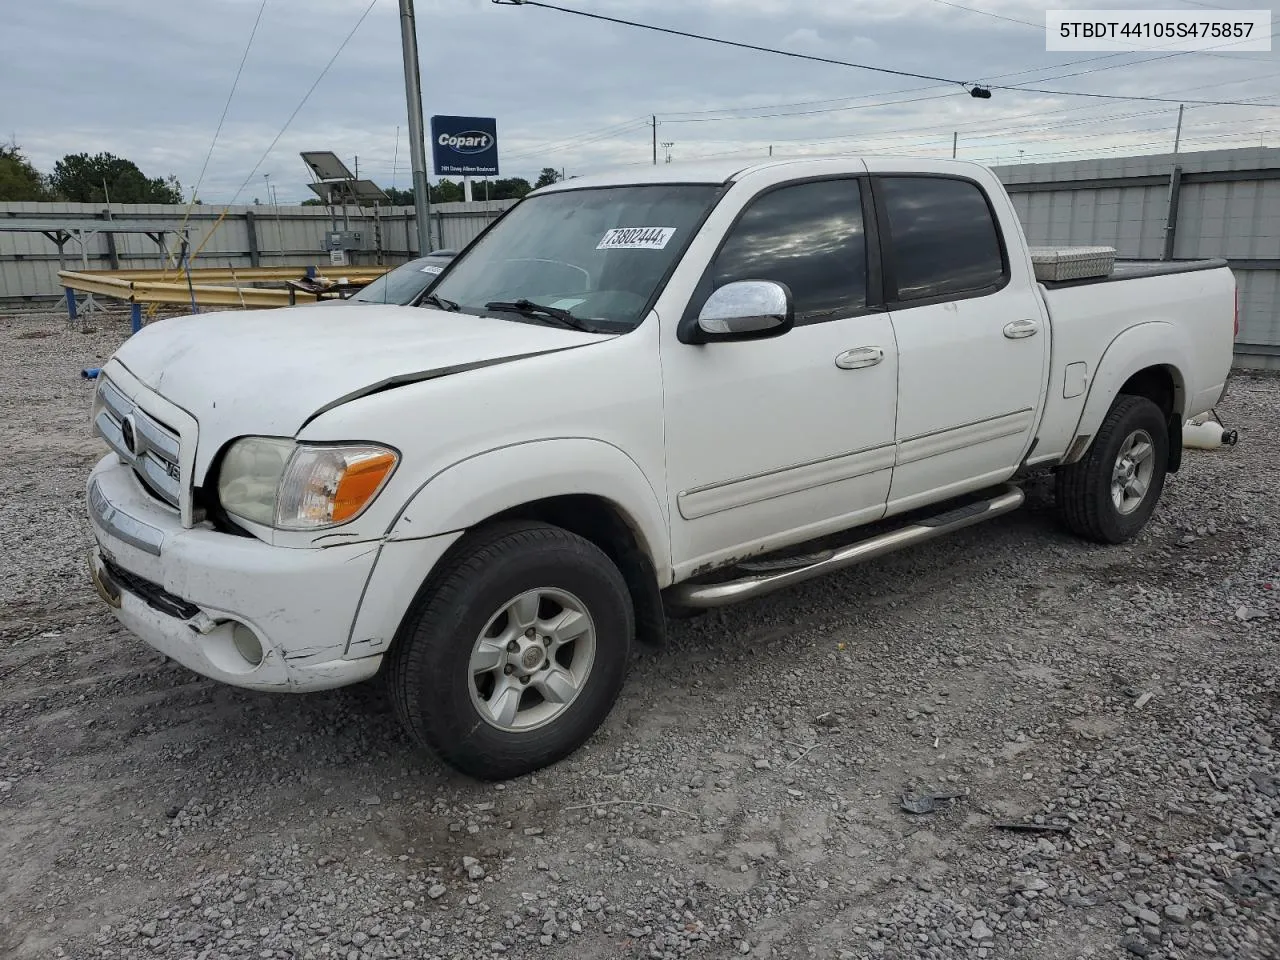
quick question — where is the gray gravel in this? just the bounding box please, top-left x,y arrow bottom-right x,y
1,306 -> 1277,960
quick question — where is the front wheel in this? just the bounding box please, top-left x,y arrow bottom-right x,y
1055,394 -> 1169,544
388,521 -> 634,780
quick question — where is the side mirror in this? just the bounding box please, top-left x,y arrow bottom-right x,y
694,280 -> 794,342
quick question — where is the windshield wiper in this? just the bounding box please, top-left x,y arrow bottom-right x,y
421,292 -> 460,312
484,298 -> 593,332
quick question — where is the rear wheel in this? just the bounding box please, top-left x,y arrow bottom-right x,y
1055,394 -> 1169,544
388,521 -> 633,780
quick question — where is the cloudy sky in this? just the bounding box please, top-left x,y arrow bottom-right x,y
6,0 -> 1279,203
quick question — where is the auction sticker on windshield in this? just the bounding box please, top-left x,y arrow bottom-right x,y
597,227 -> 676,250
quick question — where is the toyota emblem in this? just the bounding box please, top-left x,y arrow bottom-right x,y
120,415 -> 138,456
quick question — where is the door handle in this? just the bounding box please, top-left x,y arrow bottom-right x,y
1003,319 -> 1039,339
835,346 -> 884,370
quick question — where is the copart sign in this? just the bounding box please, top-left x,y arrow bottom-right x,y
430,115 -> 499,177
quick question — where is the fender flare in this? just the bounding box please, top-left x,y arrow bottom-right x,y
1064,321 -> 1191,464
386,437 -> 673,584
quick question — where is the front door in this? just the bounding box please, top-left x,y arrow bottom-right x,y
865,164 -> 1050,513
660,172 -> 899,580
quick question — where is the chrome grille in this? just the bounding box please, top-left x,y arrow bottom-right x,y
94,376 -> 182,509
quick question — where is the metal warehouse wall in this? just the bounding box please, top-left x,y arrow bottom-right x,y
0,199 -> 515,302
991,146 -> 1280,370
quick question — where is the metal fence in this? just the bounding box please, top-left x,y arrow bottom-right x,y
3,148 -> 1278,369
0,199 -> 515,304
990,146 -> 1280,370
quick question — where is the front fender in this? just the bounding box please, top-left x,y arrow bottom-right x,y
1065,321 -> 1190,463
387,438 -> 673,584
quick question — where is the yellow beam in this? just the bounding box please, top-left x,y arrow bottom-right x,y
57,271 -> 136,298
59,270 -> 323,307
132,281 -> 319,307
76,265 -> 390,282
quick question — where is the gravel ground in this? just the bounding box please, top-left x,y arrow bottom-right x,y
1,306 -> 1277,960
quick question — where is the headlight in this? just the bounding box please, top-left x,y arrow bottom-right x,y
217,438 -> 399,530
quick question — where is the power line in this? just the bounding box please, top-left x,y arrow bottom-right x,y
226,0 -> 379,205
186,0 -> 378,263
658,20 -> 1271,124
190,0 -> 268,204
493,0 -> 1280,108
926,0 -> 1040,29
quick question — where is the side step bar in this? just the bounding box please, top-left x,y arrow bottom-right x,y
667,483 -> 1026,609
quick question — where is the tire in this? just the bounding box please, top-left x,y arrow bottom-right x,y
387,520 -> 634,780
1055,394 -> 1169,544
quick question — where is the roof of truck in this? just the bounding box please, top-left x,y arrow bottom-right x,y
530,155 -> 988,195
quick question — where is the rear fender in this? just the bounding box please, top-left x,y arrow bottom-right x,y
1063,322 -> 1190,465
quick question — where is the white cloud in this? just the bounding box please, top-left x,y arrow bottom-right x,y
6,0 -> 1279,202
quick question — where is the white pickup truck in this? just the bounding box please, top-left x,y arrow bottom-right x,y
86,156 -> 1237,780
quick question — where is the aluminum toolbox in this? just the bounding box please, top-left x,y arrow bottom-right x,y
1027,245 -> 1117,282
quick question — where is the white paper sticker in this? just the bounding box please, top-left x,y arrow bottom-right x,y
549,298 -> 587,310
596,226 -> 676,250
420,264 -> 444,274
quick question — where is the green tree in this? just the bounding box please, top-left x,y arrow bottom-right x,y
534,167 -> 562,189
489,177 -> 532,200
430,178 -> 464,203
50,152 -> 184,203
0,142 -> 52,201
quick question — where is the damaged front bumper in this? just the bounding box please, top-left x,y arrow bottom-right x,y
86,453 -> 384,692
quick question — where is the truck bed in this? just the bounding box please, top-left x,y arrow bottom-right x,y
1039,257 -> 1229,289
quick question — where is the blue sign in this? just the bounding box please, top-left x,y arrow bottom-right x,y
430,115 -> 499,177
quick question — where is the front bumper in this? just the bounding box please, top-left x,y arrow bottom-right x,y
87,453 -> 386,692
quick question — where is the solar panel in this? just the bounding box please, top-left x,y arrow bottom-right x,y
300,151 -> 355,181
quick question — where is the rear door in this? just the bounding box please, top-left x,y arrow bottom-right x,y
864,162 -> 1049,514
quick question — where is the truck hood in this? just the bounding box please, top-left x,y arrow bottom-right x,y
111,303 -> 613,470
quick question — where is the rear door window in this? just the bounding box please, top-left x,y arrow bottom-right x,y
877,176 -> 1006,302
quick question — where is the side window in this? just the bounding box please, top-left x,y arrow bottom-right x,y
707,178 -> 867,323
878,176 -> 1006,302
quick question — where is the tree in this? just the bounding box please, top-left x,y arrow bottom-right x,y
534,167 -> 562,189
489,177 -> 532,200
430,178 -> 464,203
50,152 -> 184,204
0,142 -> 52,201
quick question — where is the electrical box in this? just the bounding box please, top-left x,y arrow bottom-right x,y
324,230 -> 364,252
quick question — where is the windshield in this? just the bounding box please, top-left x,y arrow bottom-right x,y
351,256 -> 449,304
428,184 -> 723,330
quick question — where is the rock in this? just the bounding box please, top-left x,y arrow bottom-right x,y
1123,939 -> 1151,957
753,759 -> 771,770
1164,904 -> 1189,924
971,919 -> 994,941
1137,909 -> 1161,927
427,884 -> 447,900
1235,606 -> 1267,621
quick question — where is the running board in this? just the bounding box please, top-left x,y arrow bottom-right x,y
667,483 -> 1026,609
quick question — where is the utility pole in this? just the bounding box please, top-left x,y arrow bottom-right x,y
662,141 -> 674,164
952,132 -> 957,159
1161,104 -> 1186,261
399,0 -> 433,255
768,145 -> 773,157
652,115 -> 657,166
